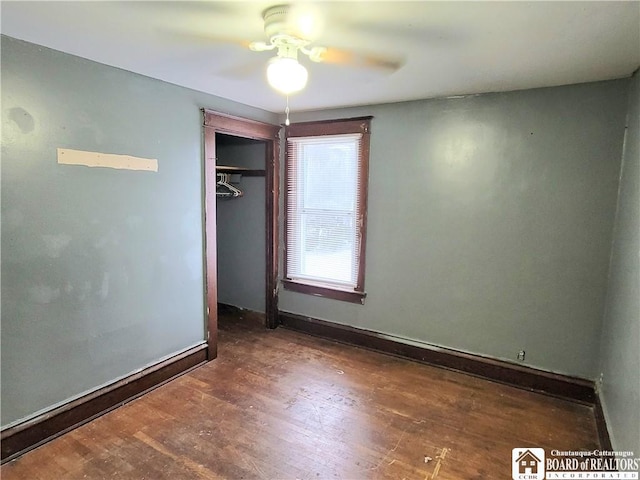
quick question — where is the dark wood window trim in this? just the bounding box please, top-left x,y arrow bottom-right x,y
281,279 -> 367,304
284,116 -> 372,304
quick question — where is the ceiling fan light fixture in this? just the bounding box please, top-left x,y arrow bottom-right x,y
266,56 -> 308,95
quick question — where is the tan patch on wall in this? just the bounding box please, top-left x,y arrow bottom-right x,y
57,148 -> 158,172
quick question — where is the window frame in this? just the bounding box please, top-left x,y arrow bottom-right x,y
283,116 -> 372,304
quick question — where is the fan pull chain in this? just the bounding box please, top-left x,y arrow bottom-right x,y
285,95 -> 290,126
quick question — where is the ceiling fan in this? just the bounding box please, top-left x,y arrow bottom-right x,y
151,2 -> 404,121
245,4 -> 403,96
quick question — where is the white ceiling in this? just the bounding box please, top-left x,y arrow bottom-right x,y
1,1 -> 639,113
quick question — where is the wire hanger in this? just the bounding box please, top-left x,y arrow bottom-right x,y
216,173 -> 243,198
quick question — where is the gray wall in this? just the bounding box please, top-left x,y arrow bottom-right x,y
279,80 -> 628,379
2,32 -> 634,444
599,72 -> 639,451
0,36 -> 277,427
216,140 -> 266,312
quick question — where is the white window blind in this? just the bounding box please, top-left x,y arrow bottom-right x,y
286,133 -> 364,290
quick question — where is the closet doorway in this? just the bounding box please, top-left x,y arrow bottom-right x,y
202,110 -> 280,360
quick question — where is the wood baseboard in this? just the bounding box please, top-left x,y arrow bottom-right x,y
279,312 -> 596,404
1,343 -> 208,464
594,393 -> 613,450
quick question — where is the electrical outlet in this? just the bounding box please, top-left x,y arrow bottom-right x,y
517,350 -> 526,362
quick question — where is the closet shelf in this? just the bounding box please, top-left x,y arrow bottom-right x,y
216,165 -> 266,177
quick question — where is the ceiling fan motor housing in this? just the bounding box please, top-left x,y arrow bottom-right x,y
263,4 -> 307,40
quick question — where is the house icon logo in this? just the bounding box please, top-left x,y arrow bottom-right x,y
512,448 -> 545,480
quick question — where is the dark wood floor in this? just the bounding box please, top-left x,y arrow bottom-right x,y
2,308 -> 600,479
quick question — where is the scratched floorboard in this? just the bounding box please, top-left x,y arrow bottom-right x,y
2,308 -> 600,479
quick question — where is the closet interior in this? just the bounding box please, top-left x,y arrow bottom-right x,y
215,133 -> 267,317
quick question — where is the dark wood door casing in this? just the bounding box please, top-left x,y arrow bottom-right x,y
202,110 -> 281,360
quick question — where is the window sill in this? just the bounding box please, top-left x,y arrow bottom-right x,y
282,279 -> 366,305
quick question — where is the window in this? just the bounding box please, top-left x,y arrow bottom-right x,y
284,117 -> 371,304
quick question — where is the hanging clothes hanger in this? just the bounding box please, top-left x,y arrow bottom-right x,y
216,173 -> 243,198
216,173 -> 233,197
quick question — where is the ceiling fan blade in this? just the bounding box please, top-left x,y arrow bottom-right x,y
128,1 -> 242,17
158,27 -> 252,49
318,47 -> 404,72
215,58 -> 265,79
341,20 -> 463,46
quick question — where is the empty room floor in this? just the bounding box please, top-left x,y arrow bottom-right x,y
1,309 -> 600,479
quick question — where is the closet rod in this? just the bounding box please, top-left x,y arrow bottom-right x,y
216,165 -> 266,177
